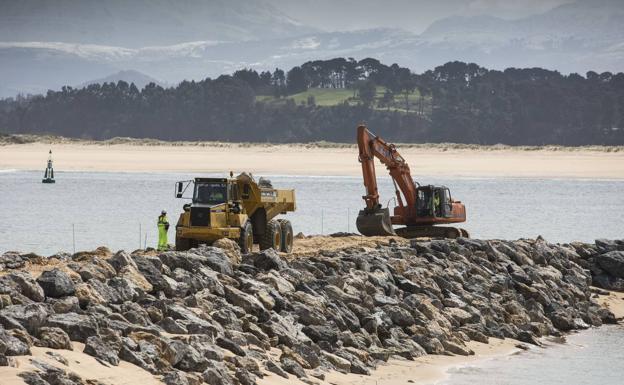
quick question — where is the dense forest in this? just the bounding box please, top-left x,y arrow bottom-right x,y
0,58 -> 623,145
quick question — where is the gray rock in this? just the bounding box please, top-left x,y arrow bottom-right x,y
302,325 -> 338,344
202,361 -> 234,385
45,313 -> 98,342
163,371 -> 190,385
108,277 -> 139,303
36,269 -> 76,298
247,249 -> 288,271
0,303 -> 50,334
84,336 -> 120,366
280,357 -> 307,378
108,250 -> 138,272
3,272 -> 46,302
265,360 -> 289,378
160,317 -> 188,334
597,251 -> 624,278
36,327 -> 73,350
216,336 -> 246,356
170,340 -> 209,372
48,296 -> 80,314
224,285 -> 269,322
133,255 -> 166,292
0,328 -> 30,355
75,257 -> 116,282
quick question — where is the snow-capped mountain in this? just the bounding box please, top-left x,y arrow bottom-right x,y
0,0 -> 622,97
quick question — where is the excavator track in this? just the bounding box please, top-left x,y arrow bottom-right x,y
395,226 -> 470,239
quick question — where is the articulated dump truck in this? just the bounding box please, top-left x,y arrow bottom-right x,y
174,172 -> 296,253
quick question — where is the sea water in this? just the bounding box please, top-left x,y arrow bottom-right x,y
0,170 -> 623,254
444,325 -> 624,385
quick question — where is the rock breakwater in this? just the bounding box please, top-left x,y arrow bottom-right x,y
0,236 -> 620,385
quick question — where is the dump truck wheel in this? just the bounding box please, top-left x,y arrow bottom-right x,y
260,220 -> 281,251
239,221 -> 254,254
176,237 -> 191,251
277,219 -> 293,253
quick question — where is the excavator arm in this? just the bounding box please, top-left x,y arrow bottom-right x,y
356,124 -> 419,236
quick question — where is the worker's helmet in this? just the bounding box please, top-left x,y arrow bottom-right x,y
161,210 -> 167,215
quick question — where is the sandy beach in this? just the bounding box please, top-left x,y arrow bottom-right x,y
0,337 -> 519,385
1,142 -> 623,178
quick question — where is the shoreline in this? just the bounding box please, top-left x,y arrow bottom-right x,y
1,142 -> 623,179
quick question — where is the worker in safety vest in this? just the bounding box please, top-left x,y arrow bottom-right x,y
432,192 -> 440,217
157,210 -> 170,251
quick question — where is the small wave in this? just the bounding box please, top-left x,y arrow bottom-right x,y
0,169 -> 17,173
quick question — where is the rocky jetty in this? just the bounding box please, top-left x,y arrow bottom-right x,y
0,237 -> 621,385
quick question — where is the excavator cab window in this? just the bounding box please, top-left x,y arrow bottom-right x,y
443,188 -> 453,217
416,188 -> 434,217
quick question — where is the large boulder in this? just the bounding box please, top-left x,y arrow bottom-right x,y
36,269 -> 75,298
45,313 -> 98,342
84,336 -> 120,366
132,255 -> 167,292
74,257 -> 117,282
0,303 -> 50,334
0,328 -> 30,355
36,327 -> 73,350
223,286 -> 269,322
0,272 -> 45,302
596,251 -> 624,278
108,250 -> 138,273
245,249 -> 288,271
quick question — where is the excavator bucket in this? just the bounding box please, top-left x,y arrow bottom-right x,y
356,207 -> 396,236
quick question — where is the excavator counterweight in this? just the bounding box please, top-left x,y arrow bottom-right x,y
355,124 -> 468,238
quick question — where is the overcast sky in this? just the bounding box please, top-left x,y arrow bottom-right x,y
268,0 -> 573,33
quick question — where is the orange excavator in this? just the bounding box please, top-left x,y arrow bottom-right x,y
356,124 -> 469,238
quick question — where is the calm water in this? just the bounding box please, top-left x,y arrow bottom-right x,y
0,170 -> 623,255
445,325 -> 624,385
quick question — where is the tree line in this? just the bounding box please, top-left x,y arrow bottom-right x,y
0,59 -> 622,145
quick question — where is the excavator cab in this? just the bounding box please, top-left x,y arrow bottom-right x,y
416,186 -> 453,218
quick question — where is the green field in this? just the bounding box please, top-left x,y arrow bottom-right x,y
256,87 -> 429,114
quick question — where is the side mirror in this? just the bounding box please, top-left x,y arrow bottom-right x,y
176,182 -> 184,198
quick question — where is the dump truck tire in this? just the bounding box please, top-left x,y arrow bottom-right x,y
277,219 -> 293,253
239,221 -> 254,254
176,237 -> 191,251
260,220 -> 281,251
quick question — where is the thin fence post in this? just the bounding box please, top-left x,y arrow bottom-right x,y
347,208 -> 350,233
144,233 -> 148,249
72,224 -> 76,254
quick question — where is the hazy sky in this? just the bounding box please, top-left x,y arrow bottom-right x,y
268,0 -> 573,33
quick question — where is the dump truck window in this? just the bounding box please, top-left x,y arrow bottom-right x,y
194,182 -> 228,205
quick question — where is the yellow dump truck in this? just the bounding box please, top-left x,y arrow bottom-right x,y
174,172 -> 296,253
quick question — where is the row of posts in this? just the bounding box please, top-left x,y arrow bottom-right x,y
69,208 -> 354,252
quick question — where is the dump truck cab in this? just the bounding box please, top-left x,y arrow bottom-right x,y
175,173 -> 295,253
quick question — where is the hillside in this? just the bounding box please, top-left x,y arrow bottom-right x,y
78,70 -> 165,90
1,58 -> 622,145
